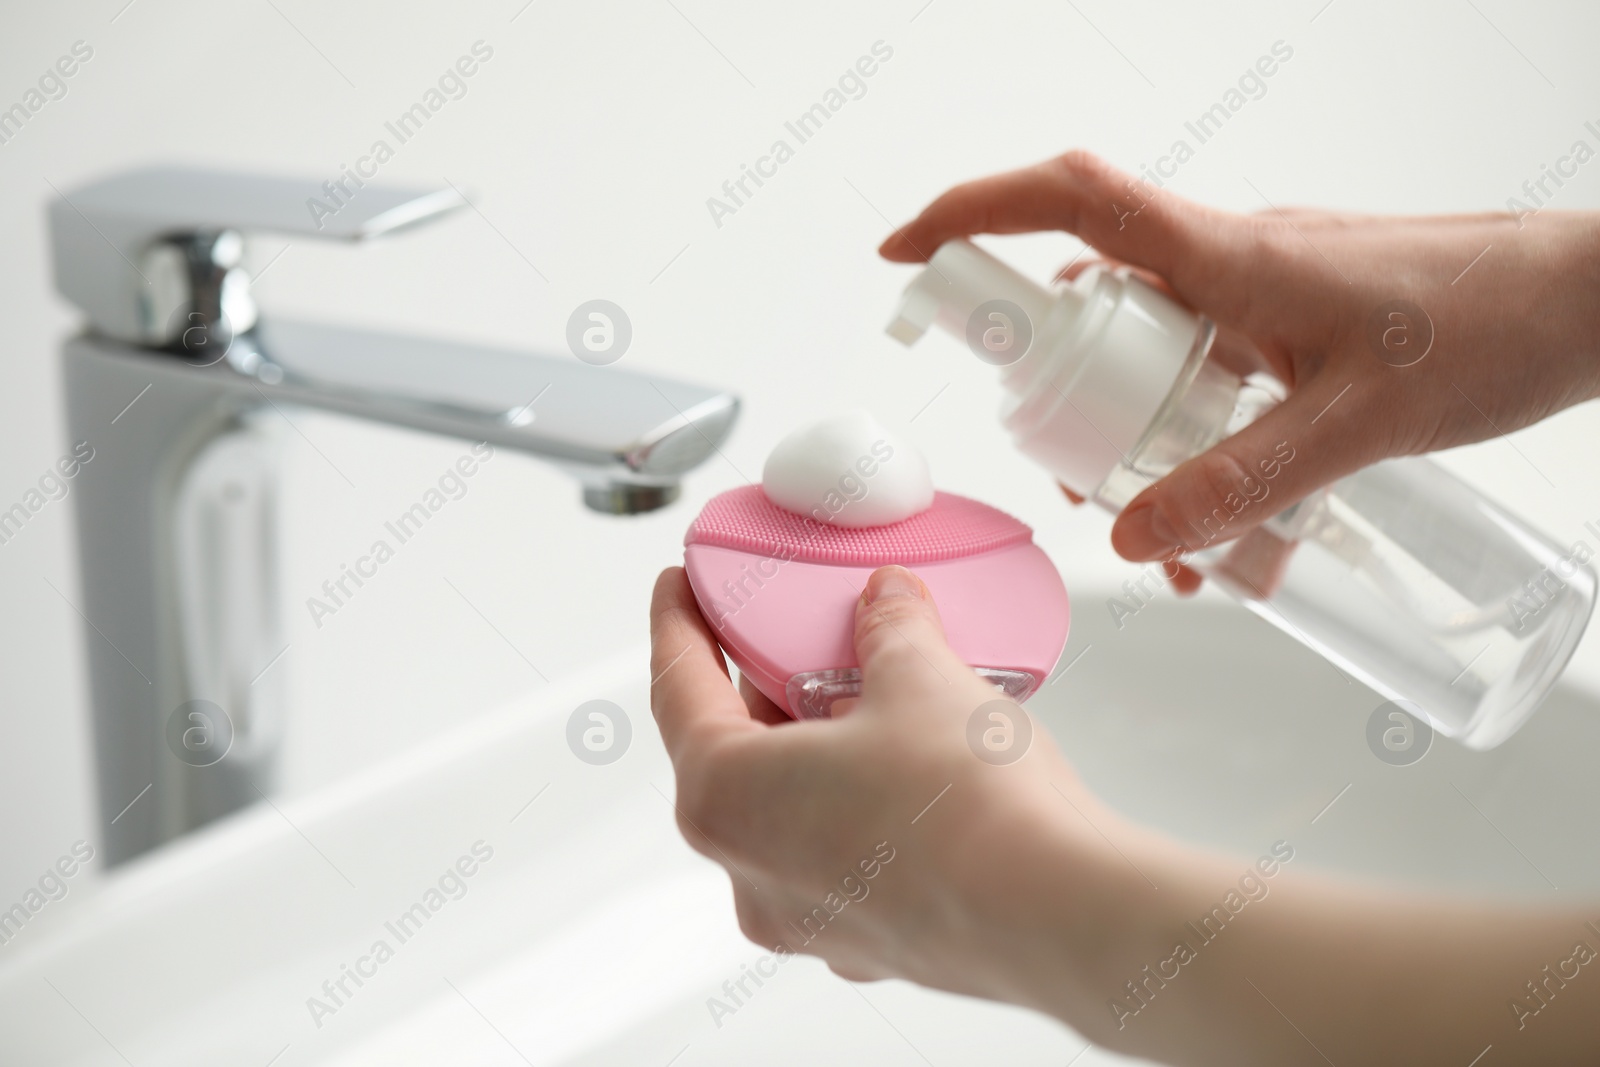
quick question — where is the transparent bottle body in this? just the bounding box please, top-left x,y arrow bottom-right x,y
1086,329 -> 1596,749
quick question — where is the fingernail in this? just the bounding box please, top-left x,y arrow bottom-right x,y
1116,504 -> 1182,561
865,565 -> 925,603
878,230 -> 921,260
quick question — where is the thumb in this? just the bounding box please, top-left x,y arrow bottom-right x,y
853,566 -> 972,707
1110,376 -> 1385,562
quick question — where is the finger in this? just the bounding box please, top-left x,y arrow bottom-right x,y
1152,552 -> 1205,596
650,567 -> 760,761
1055,260 -> 1277,382
827,695 -> 864,718
738,671 -> 794,727
827,960 -> 890,982
1210,325 -> 1281,381
1059,257 -> 1199,307
1061,256 -> 1174,299
731,884 -> 797,954
1110,376 -> 1387,560
879,150 -> 1256,315
1169,562 -> 1204,597
1059,483 -> 1085,506
1057,257 -> 1277,389
1055,254 -> 1109,283
1214,529 -> 1297,600
853,566 -> 976,708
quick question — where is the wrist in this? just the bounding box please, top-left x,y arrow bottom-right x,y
945,776 -> 1319,1062
941,775 -> 1189,1037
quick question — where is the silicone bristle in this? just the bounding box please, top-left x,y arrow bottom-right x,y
685,485 -> 1032,566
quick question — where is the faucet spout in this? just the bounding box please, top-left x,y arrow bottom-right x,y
234,318 -> 737,508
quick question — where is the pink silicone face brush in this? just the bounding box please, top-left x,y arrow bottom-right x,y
683,483 -> 1070,719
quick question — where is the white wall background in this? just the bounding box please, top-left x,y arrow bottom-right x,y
1,0 -> 1598,897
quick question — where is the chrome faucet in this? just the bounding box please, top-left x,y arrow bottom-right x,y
50,167 -> 739,864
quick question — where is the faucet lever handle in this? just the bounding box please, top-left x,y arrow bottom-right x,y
49,166 -> 466,346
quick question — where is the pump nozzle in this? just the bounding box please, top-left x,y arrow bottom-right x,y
886,285 -> 939,345
887,239 -> 1070,352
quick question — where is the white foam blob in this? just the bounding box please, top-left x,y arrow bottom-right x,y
761,410 -> 934,527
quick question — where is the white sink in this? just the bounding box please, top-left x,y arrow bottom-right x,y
4,593 -> 1596,1066
1034,596 -> 1600,898
0,647 -> 1115,1067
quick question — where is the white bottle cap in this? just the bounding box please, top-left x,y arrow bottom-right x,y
886,238 -> 1059,347
887,239 -> 1204,498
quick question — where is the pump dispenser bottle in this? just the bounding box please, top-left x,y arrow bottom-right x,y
889,238 -> 1595,749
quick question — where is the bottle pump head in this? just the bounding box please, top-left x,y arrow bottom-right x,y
886,238 -> 1210,499
886,238 -> 1068,349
